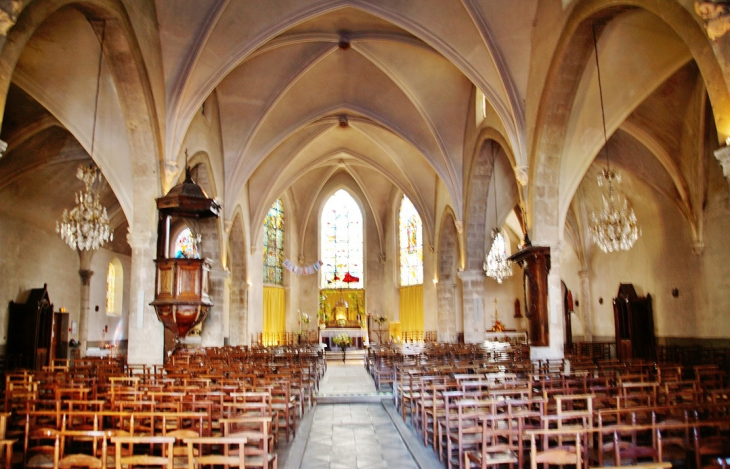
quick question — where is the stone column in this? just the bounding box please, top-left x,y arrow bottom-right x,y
77,249 -> 94,356
578,269 -> 593,341
436,281 -> 457,342
126,228 -> 163,365
531,245 -> 565,360
458,270 -> 486,343
229,281 -> 249,346
202,267 -> 228,347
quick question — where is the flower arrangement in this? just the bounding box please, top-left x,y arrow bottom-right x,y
331,333 -> 352,349
300,311 -> 310,325
373,314 -> 388,325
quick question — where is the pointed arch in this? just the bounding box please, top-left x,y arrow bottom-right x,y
320,188 -> 364,289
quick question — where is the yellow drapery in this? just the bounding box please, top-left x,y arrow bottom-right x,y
399,284 -> 423,333
263,286 -> 285,342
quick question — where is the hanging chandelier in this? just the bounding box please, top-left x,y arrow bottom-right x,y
484,157 -> 512,283
587,24 -> 640,253
57,165 -> 113,251
56,21 -> 113,252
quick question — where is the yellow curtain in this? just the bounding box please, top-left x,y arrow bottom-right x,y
263,286 -> 285,343
399,284 -> 423,333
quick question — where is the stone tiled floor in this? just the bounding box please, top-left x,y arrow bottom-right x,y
300,404 -> 418,469
317,360 -> 377,395
280,359 -> 428,469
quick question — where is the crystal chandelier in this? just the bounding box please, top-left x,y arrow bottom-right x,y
56,21 -> 113,252
587,24 -> 640,253
485,228 -> 512,283
57,165 -> 113,251
484,156 -> 512,283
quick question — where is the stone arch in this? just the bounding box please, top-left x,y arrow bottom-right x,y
530,0 -> 730,245
464,139 -> 497,271
437,208 -> 459,342
0,0 -> 163,227
228,211 -> 248,346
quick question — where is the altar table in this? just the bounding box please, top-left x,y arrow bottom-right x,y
320,328 -> 367,349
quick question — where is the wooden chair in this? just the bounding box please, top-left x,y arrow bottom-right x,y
529,428 -> 585,469
56,430 -> 108,469
182,436 -> 246,468
220,417 -> 277,469
110,435 -> 175,469
464,413 -> 520,469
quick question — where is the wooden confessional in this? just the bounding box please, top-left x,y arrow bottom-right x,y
7,285 -> 69,369
613,283 -> 655,361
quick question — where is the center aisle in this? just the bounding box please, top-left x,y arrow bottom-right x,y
282,359 -> 441,469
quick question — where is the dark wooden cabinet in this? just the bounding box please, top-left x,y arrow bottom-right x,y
7,284 -> 68,369
613,284 -> 655,361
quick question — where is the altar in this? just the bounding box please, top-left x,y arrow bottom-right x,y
320,328 -> 368,349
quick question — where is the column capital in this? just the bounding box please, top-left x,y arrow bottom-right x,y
78,269 -> 93,286
209,267 -> 230,281
457,269 -> 485,281
0,1 -> 21,36
514,164 -> 529,186
127,229 -> 155,252
714,145 -> 730,184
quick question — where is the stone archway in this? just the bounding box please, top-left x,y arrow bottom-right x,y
437,210 -> 459,343
461,139 -> 498,342
0,0 -> 164,364
228,212 -> 248,346
530,1 -> 730,245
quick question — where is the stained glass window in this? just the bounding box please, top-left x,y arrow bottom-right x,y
321,189 -> 363,289
399,195 -> 423,286
105,258 -> 123,316
174,228 -> 200,259
106,262 -> 115,313
263,198 -> 284,285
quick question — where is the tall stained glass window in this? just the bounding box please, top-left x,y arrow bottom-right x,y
321,190 -> 363,289
399,195 -> 423,286
263,198 -> 284,285
106,262 -> 116,313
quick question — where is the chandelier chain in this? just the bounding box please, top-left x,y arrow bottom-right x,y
588,22 -> 641,253
56,20 -> 113,252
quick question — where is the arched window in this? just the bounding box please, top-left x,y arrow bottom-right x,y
106,258 -> 123,316
399,195 -> 423,286
263,198 -> 284,285
321,189 -> 363,289
174,228 -> 200,259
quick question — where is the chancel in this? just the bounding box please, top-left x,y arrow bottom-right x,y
1,1 -> 730,468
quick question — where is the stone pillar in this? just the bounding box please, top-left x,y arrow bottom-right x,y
436,281 -> 457,342
578,269 -> 593,341
77,249 -> 94,356
202,267 -> 228,347
229,281 -> 249,346
531,246 -> 565,360
126,228 -> 163,365
458,270 -> 486,343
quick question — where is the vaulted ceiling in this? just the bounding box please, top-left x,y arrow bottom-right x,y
0,1 -> 720,259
